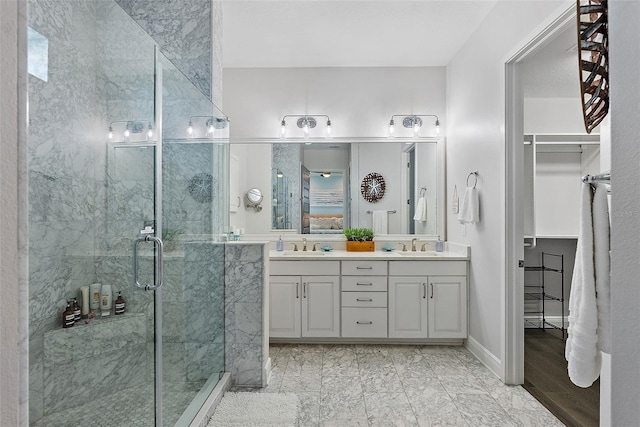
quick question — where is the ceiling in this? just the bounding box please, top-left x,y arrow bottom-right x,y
222,1 -> 498,68
521,20 -> 581,98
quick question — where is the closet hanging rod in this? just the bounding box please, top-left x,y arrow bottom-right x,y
366,210 -> 397,214
582,172 -> 610,184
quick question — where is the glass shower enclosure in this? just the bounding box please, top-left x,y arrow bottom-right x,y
27,2 -> 228,426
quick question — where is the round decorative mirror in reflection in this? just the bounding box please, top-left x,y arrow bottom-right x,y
245,188 -> 263,211
187,173 -> 214,203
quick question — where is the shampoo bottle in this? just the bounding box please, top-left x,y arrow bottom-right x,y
276,235 -> 284,252
100,284 -> 112,316
71,298 -> 81,323
80,286 -> 90,318
89,283 -> 101,313
115,291 -> 125,315
62,301 -> 75,328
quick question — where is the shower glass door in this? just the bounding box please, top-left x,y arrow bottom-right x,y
27,2 -> 227,426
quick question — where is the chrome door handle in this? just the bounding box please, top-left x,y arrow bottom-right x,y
356,282 -> 372,286
357,321 -> 373,325
133,235 -> 164,291
303,282 -> 307,298
357,298 -> 373,302
430,283 -> 434,299
356,266 -> 373,270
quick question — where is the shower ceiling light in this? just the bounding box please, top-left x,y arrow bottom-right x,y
279,114 -> 332,139
388,114 -> 440,137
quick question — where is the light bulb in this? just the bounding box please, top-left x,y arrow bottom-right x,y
303,122 -> 310,139
280,120 -> 286,138
326,119 -> 332,137
435,119 -> 441,135
187,121 -> 193,136
124,128 -> 131,138
389,119 -> 395,136
108,127 -> 113,140
413,121 -> 420,135
147,125 -> 153,138
208,125 -> 214,134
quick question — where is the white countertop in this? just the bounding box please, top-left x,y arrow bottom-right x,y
269,248 -> 469,261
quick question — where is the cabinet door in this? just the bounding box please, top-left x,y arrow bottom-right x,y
428,276 -> 467,338
301,276 -> 340,337
389,276 -> 428,339
269,276 -> 301,338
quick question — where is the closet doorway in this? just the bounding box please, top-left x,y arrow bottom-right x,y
507,9 -> 602,427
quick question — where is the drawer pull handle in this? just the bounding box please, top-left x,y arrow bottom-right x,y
430,283 -> 434,299
357,321 -> 373,325
296,283 -> 299,299
303,282 -> 307,298
356,282 -> 373,286
423,283 -> 426,299
356,298 -> 373,302
356,266 -> 373,270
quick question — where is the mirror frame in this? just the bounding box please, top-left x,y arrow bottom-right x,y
228,137 -> 446,240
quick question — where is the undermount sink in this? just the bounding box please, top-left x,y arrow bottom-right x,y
280,251 -> 325,256
394,251 -> 439,256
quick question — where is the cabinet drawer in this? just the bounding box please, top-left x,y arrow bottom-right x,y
388,261 -> 467,276
342,260 -> 388,276
270,260 -> 340,276
341,276 -> 387,292
341,308 -> 387,338
341,291 -> 387,308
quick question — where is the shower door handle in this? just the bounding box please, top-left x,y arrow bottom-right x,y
133,235 -> 164,291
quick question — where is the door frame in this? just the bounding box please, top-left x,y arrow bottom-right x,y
503,5 -> 575,384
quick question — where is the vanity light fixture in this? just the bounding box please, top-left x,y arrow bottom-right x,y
279,114 -> 332,139
107,120 -> 153,142
186,115 -> 229,138
276,169 -> 284,178
388,115 -> 440,137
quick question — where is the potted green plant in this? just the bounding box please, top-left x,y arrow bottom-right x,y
343,227 -> 375,252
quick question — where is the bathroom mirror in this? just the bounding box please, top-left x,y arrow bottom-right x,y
229,138 -> 445,237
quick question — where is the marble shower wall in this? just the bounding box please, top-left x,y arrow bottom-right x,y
273,143 -> 302,232
225,243 -> 269,387
115,0 -> 217,103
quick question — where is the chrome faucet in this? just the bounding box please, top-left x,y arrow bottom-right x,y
312,243 -> 319,252
302,238 -> 307,251
411,238 -> 418,252
398,243 -> 407,252
291,243 -> 298,251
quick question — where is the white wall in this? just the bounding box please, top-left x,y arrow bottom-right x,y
609,2 -> 640,424
223,67 -> 446,139
446,0 -> 569,368
524,98 -> 589,134
0,1 -> 26,425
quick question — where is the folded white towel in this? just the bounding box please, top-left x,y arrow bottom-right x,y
566,183 -> 601,388
372,210 -> 388,234
458,187 -> 479,224
593,184 -> 611,354
413,196 -> 427,222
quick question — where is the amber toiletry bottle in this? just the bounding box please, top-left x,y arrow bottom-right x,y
115,291 -> 125,315
72,298 -> 81,322
62,301 -> 75,328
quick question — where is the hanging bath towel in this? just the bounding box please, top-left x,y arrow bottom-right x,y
372,210 -> 388,234
593,184 -> 611,354
566,183 -> 601,388
458,187 -> 479,224
413,196 -> 427,222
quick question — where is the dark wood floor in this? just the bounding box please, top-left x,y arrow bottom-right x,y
523,328 -> 600,427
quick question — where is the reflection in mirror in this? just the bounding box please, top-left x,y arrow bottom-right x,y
229,138 -> 443,237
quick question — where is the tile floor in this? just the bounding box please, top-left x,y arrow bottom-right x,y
233,344 -> 564,427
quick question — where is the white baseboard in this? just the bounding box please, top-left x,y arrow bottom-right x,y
465,336 -> 502,380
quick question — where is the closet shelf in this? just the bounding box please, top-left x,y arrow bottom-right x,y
525,266 -> 563,273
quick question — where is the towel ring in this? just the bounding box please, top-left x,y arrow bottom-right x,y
466,172 -> 478,188
419,187 -> 427,197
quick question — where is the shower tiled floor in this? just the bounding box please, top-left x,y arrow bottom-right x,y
33,384 -> 199,427
232,344 -> 564,427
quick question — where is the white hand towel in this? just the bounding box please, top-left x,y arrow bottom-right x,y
413,196 -> 427,222
566,183 -> 601,388
593,184 -> 611,354
372,210 -> 388,234
458,187 -> 479,224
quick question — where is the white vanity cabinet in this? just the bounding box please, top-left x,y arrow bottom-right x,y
269,261 -> 340,338
389,261 -> 468,339
341,261 -> 388,338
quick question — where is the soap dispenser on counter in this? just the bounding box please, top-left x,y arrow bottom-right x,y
435,236 -> 444,253
276,235 -> 284,252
